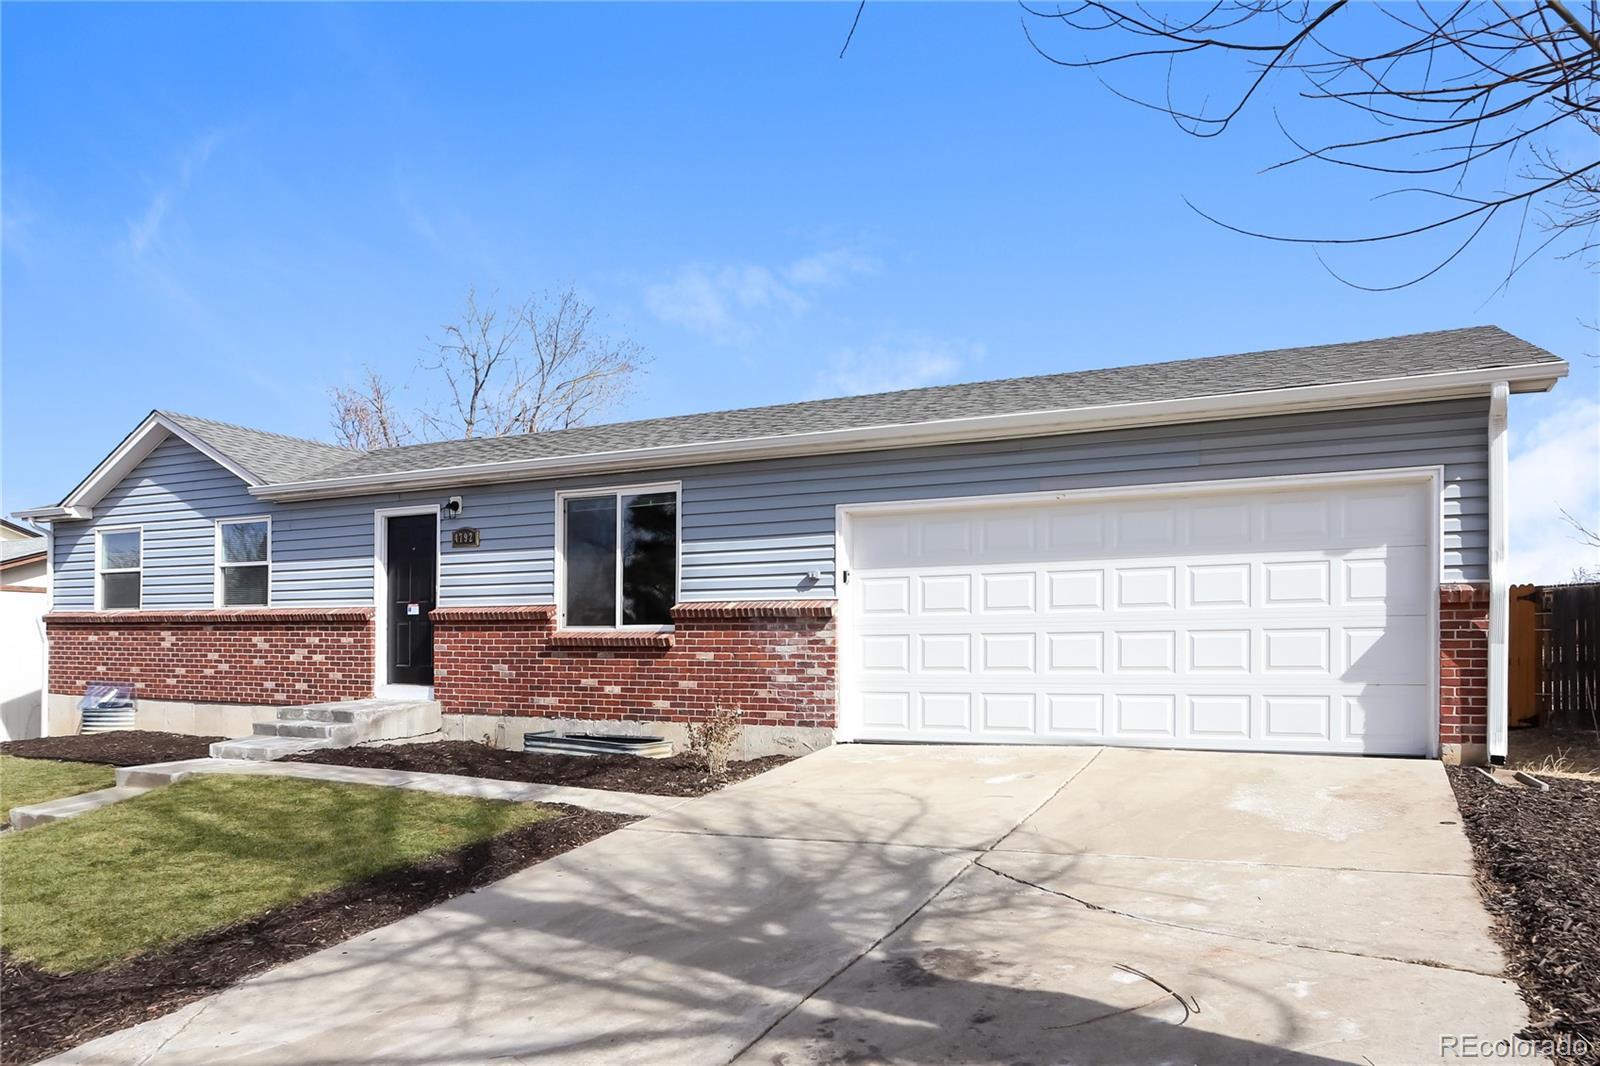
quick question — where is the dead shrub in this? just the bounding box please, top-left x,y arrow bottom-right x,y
685,706 -> 742,779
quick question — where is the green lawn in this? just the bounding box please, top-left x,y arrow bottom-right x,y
0,755 -> 117,825
1,774 -> 555,973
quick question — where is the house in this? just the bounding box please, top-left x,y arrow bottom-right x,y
18,326 -> 1568,764
1,518 -> 50,740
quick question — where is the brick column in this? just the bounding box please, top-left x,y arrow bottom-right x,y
1439,584 -> 1489,762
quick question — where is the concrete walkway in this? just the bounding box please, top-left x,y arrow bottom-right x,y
51,746 -> 1533,1065
10,758 -> 679,828
114,757 -> 684,818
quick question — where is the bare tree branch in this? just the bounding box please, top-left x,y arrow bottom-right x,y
1022,0 -> 1600,286
330,286 -> 647,451
329,367 -> 412,451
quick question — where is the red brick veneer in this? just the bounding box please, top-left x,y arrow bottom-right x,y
1439,583 -> 1489,748
429,601 -> 837,728
46,608 -> 375,705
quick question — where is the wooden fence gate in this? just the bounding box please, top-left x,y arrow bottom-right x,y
1510,582 -> 1600,729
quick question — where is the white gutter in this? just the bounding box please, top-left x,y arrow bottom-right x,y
1486,381 -> 1511,765
14,505 -> 90,522
253,360 -> 1567,503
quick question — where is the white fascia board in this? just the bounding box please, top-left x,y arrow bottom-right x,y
17,413 -> 262,523
253,361 -> 1567,503
12,505 -> 91,522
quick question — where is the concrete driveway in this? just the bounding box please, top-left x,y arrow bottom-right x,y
55,745 -> 1531,1065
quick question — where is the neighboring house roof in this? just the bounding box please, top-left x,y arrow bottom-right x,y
17,325 -> 1567,517
1,537 -> 46,568
1,517 -> 42,539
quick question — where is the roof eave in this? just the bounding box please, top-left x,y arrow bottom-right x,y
253,360 -> 1567,503
18,412 -> 263,524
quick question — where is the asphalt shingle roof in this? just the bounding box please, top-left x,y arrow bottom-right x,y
1,537 -> 46,565
162,325 -> 1561,489
158,411 -> 355,484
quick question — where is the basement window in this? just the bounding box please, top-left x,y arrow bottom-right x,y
216,517 -> 270,607
97,527 -> 142,610
559,485 -> 678,628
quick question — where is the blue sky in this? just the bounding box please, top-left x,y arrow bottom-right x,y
3,3 -> 1596,578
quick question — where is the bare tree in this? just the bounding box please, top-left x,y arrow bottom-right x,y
1019,1 -> 1600,287
330,367 -> 412,450
329,285 -> 646,450
1562,506 -> 1600,547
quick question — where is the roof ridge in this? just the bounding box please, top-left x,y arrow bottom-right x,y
157,410 -> 353,453
334,325 -> 1531,461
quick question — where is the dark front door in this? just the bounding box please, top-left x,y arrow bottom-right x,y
386,513 -> 436,686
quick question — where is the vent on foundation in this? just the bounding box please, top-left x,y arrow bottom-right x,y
524,732 -> 674,759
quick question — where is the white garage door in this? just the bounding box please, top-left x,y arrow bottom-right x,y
843,478 -> 1435,755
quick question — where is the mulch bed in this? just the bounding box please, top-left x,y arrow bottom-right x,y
287,741 -> 793,797
1448,766 -> 1600,1062
0,806 -> 631,1066
1,731 -> 223,767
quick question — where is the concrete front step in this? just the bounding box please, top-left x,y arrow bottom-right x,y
210,736 -> 333,761
252,721 -> 362,743
9,784 -> 156,829
212,698 -> 443,762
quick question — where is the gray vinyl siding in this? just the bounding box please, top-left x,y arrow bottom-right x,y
51,398 -> 1490,610
52,437 -> 267,610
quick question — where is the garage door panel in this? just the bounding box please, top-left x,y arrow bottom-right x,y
1189,629 -> 1251,672
847,480 -> 1434,755
980,572 -> 1035,612
1342,616 -> 1428,682
1047,631 -> 1104,672
1116,567 -> 1176,608
1114,694 -> 1178,738
1046,693 -> 1105,735
1115,631 -> 1177,673
1046,569 -> 1103,610
1188,564 -> 1251,608
1186,694 -> 1253,740
918,574 -> 971,613
919,633 -> 971,672
919,692 -> 972,732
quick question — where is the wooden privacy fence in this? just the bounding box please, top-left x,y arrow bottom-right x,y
1510,582 -> 1599,729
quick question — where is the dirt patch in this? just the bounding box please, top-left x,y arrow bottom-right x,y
287,741 -> 793,797
0,806 -> 630,1066
1449,766 -> 1600,1062
1,731 -> 223,768
1509,724 -> 1600,782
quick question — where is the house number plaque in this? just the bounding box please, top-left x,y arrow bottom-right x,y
451,528 -> 481,548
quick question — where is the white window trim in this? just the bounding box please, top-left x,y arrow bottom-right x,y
94,524 -> 143,612
214,515 -> 272,609
554,481 -> 682,631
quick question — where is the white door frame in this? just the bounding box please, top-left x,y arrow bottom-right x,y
834,465 -> 1445,756
373,504 -> 441,699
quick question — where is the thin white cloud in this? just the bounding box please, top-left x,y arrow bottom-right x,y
644,248 -> 877,342
126,129 -> 226,256
814,339 -> 983,397
1507,393 -> 1600,583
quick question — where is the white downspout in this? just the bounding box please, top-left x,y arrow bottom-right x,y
40,521 -> 54,738
1487,382 -> 1510,765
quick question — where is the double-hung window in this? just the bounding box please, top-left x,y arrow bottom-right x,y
97,528 -> 142,610
560,485 -> 678,628
216,517 -> 270,607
